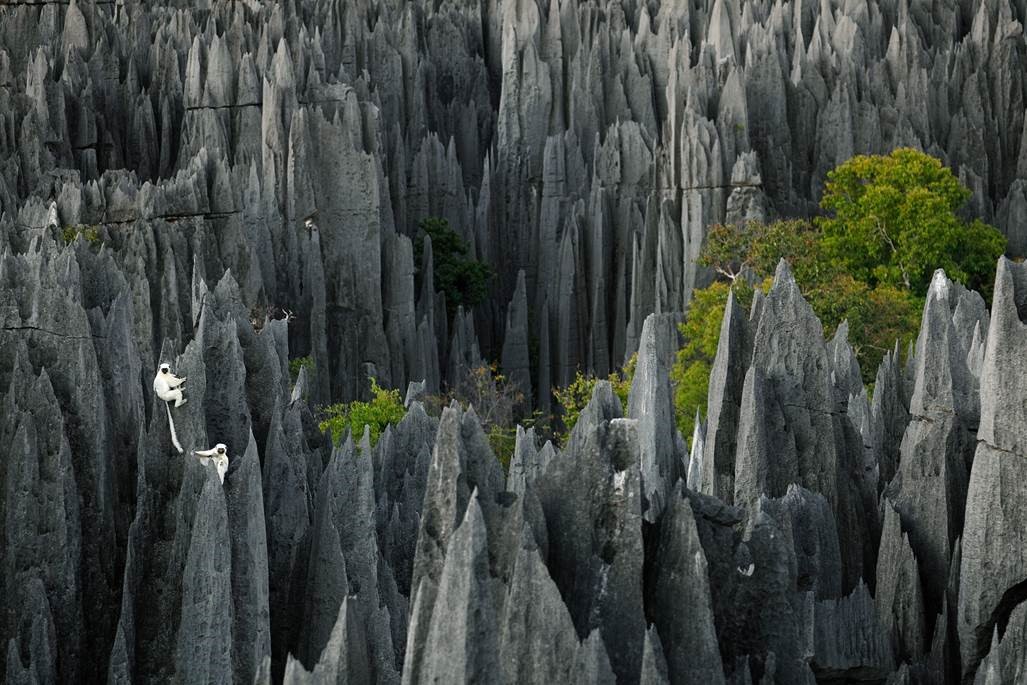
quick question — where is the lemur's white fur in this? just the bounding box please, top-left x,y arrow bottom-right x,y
154,363 -> 187,453
195,444 -> 229,483
153,363 -> 187,405
163,403 -> 184,454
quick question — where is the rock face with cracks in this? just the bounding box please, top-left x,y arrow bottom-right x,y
1,1 -> 1027,684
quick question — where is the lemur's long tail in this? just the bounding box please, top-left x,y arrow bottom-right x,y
165,401 -> 184,454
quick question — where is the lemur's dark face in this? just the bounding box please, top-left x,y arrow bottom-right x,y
160,365 -> 169,374
217,447 -> 225,455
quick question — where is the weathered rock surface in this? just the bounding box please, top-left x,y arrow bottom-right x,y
889,271 -> 981,619
959,258 -> 1027,680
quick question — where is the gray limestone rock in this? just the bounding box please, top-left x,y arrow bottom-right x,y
972,603 -> 1027,685
497,521 -> 579,684
175,476 -> 234,684
403,404 -> 503,683
892,271 -> 978,617
506,425 -> 555,497
701,289 -> 748,503
536,383 -> 646,683
959,258 -> 1027,679
640,625 -> 671,685
283,597 -> 370,685
628,313 -> 683,522
761,485 -> 843,601
647,483 -> 726,685
687,410 -> 706,491
403,380 -> 426,408
413,493 -> 498,685
811,582 -> 893,680
738,261 -> 870,590
501,269 -> 532,409
870,346 -> 910,488
875,503 -> 926,665
733,365 -> 799,514
225,431 -> 272,683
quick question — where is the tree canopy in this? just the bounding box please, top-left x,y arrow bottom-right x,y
672,149 -> 1004,444
817,148 -> 1005,297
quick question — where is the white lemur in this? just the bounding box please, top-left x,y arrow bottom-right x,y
154,363 -> 187,406
194,444 -> 229,484
153,363 -> 187,453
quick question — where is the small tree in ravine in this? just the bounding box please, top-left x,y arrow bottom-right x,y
414,217 -> 494,321
672,149 -> 1005,445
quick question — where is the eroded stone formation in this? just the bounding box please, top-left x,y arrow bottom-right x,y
2,1 -> 1027,684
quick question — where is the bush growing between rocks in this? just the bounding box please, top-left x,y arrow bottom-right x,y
61,224 -> 102,246
553,353 -> 637,440
319,377 -> 405,447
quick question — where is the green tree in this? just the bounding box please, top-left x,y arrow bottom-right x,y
668,150 -> 1002,447
694,217 -> 924,388
319,377 -> 406,446
414,217 -> 495,320
818,148 -> 1005,296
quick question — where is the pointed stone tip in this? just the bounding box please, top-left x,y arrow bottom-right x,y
772,258 -> 794,286
291,364 -> 309,403
461,487 -> 487,533
929,268 -> 950,299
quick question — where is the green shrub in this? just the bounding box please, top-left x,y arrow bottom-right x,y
553,354 -> 636,440
318,377 -> 405,447
414,217 -> 494,320
61,224 -> 102,246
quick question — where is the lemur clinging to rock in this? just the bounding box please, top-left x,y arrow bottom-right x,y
153,362 -> 187,453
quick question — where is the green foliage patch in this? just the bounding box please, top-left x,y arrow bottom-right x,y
553,353 -> 636,441
319,377 -> 406,447
61,224 -> 102,246
818,148 -> 1005,298
673,149 -> 1002,444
